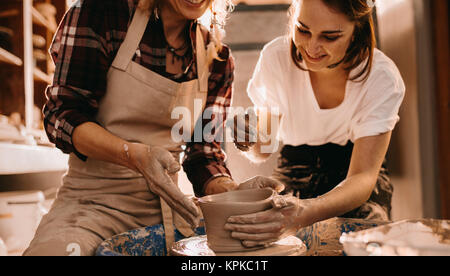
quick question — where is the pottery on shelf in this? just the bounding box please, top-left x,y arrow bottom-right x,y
198,188 -> 275,253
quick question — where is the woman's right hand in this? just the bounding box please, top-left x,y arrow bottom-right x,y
231,108 -> 258,152
128,143 -> 200,228
224,195 -> 308,248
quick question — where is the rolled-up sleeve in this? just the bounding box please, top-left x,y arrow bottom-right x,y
43,0 -> 115,160
351,68 -> 406,141
247,44 -> 282,110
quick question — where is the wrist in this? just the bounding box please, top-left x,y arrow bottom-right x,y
124,142 -> 149,172
296,198 -> 321,228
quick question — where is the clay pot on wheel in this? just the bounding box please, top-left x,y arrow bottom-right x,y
198,188 -> 275,253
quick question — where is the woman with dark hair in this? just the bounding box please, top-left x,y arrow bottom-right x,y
227,0 -> 405,248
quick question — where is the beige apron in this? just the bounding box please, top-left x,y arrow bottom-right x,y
24,7 -> 209,256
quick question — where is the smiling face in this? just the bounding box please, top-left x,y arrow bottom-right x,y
292,0 -> 356,73
164,0 -> 213,20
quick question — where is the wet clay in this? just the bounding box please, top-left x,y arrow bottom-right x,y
170,235 -> 306,256
340,219 -> 450,256
198,188 -> 275,253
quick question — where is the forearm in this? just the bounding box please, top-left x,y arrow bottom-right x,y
298,173 -> 376,227
72,122 -> 136,170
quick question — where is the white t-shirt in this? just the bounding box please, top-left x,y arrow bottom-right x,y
247,36 -> 406,146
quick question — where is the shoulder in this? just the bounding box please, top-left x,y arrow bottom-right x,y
73,0 -> 133,20
261,36 -> 290,58
355,49 -> 406,109
256,36 -> 291,72
75,0 -> 132,10
367,49 -> 405,91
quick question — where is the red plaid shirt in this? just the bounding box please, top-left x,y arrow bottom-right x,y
43,0 -> 233,196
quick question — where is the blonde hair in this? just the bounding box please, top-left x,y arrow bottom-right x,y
138,0 -> 234,55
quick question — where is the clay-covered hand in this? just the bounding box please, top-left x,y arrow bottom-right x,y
237,176 -> 285,193
204,176 -> 239,195
128,143 -> 200,227
224,195 -> 303,248
229,108 -> 258,152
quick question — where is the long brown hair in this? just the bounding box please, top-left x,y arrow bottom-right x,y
289,0 -> 377,82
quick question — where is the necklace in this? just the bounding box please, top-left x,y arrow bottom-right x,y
167,40 -> 190,63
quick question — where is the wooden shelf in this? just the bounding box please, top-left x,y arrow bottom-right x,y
0,9 -> 19,18
0,47 -> 23,66
31,6 -> 57,33
33,67 -> 53,84
0,142 -> 68,175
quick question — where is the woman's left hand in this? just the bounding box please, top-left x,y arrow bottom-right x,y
224,195 -> 305,248
237,176 -> 285,193
204,177 -> 239,195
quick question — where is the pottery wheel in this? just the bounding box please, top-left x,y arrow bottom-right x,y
170,235 -> 307,256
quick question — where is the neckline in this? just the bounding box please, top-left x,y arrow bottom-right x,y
306,69 -> 351,113
157,17 -> 194,76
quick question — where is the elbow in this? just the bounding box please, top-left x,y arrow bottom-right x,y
360,174 -> 379,203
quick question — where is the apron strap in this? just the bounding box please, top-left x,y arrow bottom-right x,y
195,24 -> 209,93
160,198 -> 176,254
161,172 -> 196,254
108,4 -> 208,254
112,8 -> 150,71
113,10 -> 209,91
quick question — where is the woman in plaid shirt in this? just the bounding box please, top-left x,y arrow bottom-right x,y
24,0 -> 248,256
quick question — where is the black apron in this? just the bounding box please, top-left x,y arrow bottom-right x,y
272,142 -> 393,221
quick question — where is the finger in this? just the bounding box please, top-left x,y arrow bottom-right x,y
145,172 -> 200,222
158,152 -> 181,174
234,127 -> 251,143
231,231 -> 281,241
234,143 -> 250,152
224,221 -> 284,234
257,177 -> 285,193
237,176 -> 262,190
245,111 -> 258,133
234,112 -> 257,134
236,121 -> 258,136
247,107 -> 257,120
236,180 -> 254,190
156,186 -> 200,227
234,126 -> 257,143
227,209 -> 283,224
235,117 -> 257,138
192,196 -> 200,207
149,181 -> 197,221
271,195 -> 298,209
234,126 -> 247,143
226,116 -> 235,129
